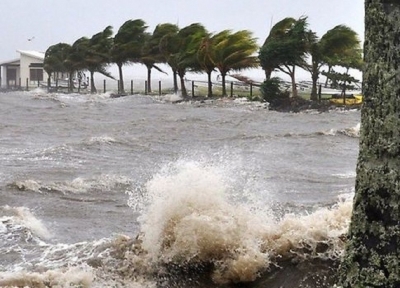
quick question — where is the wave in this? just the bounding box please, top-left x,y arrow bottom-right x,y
320,122 -> 360,138
1,160 -> 354,287
283,122 -> 360,138
126,160 -> 352,285
9,174 -> 133,194
0,267 -> 93,288
0,205 -> 51,263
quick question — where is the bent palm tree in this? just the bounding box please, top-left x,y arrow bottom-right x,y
85,26 -> 114,93
44,43 -> 72,90
306,25 -> 361,100
159,25 -> 180,93
212,30 -> 259,96
197,34 -> 216,96
259,17 -> 310,97
111,19 -> 147,93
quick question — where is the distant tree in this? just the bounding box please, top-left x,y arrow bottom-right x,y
305,25 -> 361,100
259,17 -> 310,97
160,23 -> 207,98
111,19 -> 147,93
197,33 -> 217,97
212,30 -> 259,96
175,23 -> 208,98
85,26 -> 114,93
65,37 -> 90,92
259,17 -> 296,80
158,24 -> 180,93
322,69 -> 360,104
337,0 -> 400,286
140,24 -> 176,93
43,43 -> 72,90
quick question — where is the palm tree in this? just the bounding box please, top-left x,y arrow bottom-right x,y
175,23 -> 208,98
43,43 -> 72,90
159,23 -> 207,97
64,37 -> 90,92
111,19 -> 147,94
305,25 -> 361,100
140,24 -> 176,93
259,17 -> 296,80
338,1 -> 400,286
212,30 -> 259,96
159,25 -> 180,93
197,33 -> 216,96
85,26 -> 114,93
259,17 -> 310,97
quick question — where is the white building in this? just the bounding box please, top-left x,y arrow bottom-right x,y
0,50 -> 48,89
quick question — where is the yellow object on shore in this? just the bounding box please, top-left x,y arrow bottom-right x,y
329,94 -> 363,105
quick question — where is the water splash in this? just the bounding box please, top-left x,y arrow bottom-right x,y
127,159 -> 352,284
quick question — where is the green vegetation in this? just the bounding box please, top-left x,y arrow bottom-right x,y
44,16 -> 362,102
258,17 -> 362,101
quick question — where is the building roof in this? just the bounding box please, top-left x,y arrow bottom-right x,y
17,50 -> 45,60
0,50 -> 45,66
0,58 -> 19,66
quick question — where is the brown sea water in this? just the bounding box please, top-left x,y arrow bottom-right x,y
0,90 -> 360,287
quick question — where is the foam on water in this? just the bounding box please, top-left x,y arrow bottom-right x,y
11,174 -> 132,194
127,159 -> 353,284
0,159 -> 355,286
322,122 -> 360,138
0,267 -> 92,288
1,206 -> 51,240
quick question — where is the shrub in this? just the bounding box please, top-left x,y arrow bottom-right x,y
260,77 -> 290,104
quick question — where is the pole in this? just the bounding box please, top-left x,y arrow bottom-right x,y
159,80 -> 162,96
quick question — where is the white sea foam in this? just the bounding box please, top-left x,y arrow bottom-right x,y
84,135 -> 118,145
128,159 -> 352,283
1,206 -> 51,240
157,93 -> 183,103
323,122 -> 360,137
0,266 -> 92,288
12,174 -> 132,194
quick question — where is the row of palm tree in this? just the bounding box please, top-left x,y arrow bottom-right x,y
44,19 -> 258,97
44,17 -> 362,99
259,16 -> 362,100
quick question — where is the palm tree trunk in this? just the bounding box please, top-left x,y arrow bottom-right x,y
290,66 -> 297,97
90,70 -> 96,93
207,71 -> 212,97
147,66 -> 152,93
264,68 -> 273,81
338,1 -> 400,287
178,71 -> 187,98
172,68 -> 178,93
118,63 -> 124,94
310,63 -> 319,101
324,66 -> 332,88
68,72 -> 74,93
47,74 -> 51,93
222,73 -> 227,96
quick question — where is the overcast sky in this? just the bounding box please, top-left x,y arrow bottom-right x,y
1,0 -> 364,81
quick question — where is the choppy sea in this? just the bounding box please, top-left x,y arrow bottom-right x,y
0,89 -> 360,287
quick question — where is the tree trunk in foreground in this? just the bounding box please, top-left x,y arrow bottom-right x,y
338,1 -> 400,287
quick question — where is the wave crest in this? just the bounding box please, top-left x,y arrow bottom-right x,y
127,160 -> 352,284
